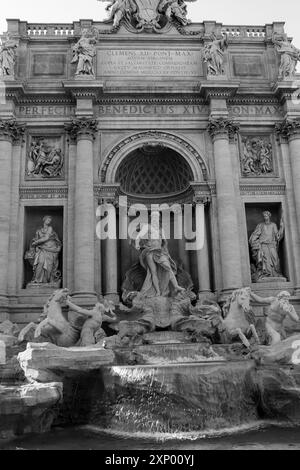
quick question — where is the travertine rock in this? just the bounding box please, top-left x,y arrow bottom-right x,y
0,320 -> 20,337
251,333 -> 300,365
18,322 -> 37,343
0,381 -> 62,438
0,334 -> 18,347
18,342 -> 115,382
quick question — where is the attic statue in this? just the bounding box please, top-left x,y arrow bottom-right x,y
272,33 -> 300,80
71,29 -> 97,76
0,34 -> 18,76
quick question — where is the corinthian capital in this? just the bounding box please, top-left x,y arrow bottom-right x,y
0,119 -> 26,142
65,118 -> 98,141
207,118 -> 240,141
275,118 -> 300,140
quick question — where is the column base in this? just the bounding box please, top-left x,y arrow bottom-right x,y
0,298 -> 9,322
104,293 -> 120,304
294,288 -> 300,297
198,291 -> 216,303
70,292 -> 98,306
218,287 -> 243,302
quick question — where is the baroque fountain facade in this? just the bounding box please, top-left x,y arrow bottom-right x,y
1,0 -> 300,439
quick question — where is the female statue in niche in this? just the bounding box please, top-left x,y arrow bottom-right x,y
249,211 -> 284,281
25,216 -> 62,285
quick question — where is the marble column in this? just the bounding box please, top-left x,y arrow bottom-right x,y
276,119 -> 300,237
208,118 -> 243,294
65,119 -> 98,302
7,125 -> 26,301
0,121 -> 24,312
195,203 -> 211,296
102,199 -> 119,302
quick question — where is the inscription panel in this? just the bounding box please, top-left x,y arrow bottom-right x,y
98,104 -> 209,116
17,106 -> 75,117
32,54 -> 66,76
97,49 -> 202,77
232,55 -> 264,77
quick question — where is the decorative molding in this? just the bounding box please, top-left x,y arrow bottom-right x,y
239,183 -> 286,196
99,131 -> 208,182
207,118 -> 240,140
98,96 -> 207,106
64,118 -> 98,141
19,186 -> 68,199
228,96 -> 281,105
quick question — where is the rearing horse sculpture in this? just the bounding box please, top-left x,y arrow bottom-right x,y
221,287 -> 260,348
34,288 -> 80,347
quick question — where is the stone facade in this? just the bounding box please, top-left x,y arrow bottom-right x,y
1,14 -> 300,323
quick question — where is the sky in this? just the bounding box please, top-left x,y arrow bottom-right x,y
1,0 -> 300,46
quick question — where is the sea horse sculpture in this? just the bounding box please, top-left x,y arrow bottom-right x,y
220,288 -> 260,348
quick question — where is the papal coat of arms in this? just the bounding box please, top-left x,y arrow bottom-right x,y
98,0 -> 196,33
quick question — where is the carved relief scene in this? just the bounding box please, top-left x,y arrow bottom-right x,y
26,136 -> 64,179
240,136 -> 274,176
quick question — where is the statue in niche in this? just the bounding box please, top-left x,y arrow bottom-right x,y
241,137 -> 273,176
203,33 -> 228,76
249,211 -> 284,282
133,211 -> 186,298
250,291 -> 299,345
158,0 -> 191,26
272,33 -> 300,80
71,29 -> 97,76
27,138 -> 64,178
0,34 -> 18,77
25,216 -> 62,286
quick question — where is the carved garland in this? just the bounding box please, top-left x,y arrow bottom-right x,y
99,131 -> 208,182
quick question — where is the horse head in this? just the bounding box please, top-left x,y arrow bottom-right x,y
48,288 -> 69,305
223,287 -> 251,317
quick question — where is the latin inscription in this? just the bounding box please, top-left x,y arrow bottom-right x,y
17,106 -> 75,117
98,104 -> 209,115
229,105 -> 283,116
97,49 -> 202,77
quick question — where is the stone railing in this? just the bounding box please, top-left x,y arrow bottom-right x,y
5,19 -> 286,40
27,24 -> 75,36
222,25 -> 266,38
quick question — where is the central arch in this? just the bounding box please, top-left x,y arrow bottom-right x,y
99,133 -> 212,299
99,131 -> 208,184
